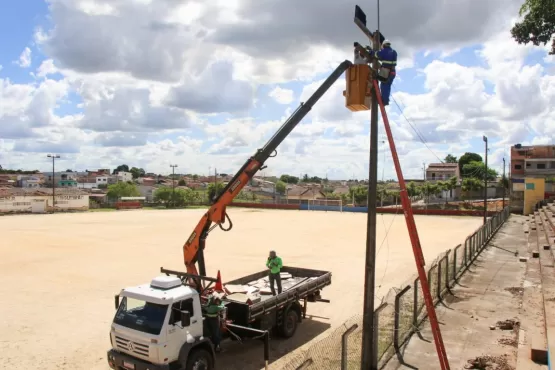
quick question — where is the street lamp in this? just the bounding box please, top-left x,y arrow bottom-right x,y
483,136 -> 488,224
170,164 -> 178,208
47,154 -> 60,211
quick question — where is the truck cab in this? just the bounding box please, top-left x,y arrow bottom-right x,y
107,275 -> 216,370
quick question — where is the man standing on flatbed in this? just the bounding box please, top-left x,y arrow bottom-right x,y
267,250 -> 283,295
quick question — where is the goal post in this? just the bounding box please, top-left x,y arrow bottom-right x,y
307,199 -> 343,212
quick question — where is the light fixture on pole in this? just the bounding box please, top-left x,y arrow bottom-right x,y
170,164 -> 178,207
47,154 -> 60,211
483,136 -> 488,224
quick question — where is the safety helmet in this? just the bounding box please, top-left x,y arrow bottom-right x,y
382,39 -> 391,47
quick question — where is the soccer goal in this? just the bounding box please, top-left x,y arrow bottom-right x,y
307,199 -> 343,212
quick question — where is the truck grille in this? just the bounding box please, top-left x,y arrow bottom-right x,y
115,335 -> 149,358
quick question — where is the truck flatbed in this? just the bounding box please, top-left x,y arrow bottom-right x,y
222,266 -> 332,326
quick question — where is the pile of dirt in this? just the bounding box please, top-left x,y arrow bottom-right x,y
504,287 -> 524,296
496,319 -> 520,331
498,337 -> 518,347
464,355 -> 514,370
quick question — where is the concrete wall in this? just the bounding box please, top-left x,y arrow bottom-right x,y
0,194 -> 89,213
523,177 -> 545,215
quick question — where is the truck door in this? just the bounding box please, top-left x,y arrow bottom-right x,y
166,298 -> 203,362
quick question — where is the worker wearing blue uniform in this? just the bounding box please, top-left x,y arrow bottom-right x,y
373,39 -> 397,106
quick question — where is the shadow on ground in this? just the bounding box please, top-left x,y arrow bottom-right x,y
216,317 -> 331,370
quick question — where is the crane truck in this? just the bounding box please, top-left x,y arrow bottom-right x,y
106,60 -> 354,370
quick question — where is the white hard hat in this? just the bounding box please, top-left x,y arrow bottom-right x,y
383,39 -> 391,46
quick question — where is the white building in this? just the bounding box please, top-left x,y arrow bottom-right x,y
0,188 -> 89,214
117,171 -> 133,182
96,176 -> 109,185
17,175 -> 41,188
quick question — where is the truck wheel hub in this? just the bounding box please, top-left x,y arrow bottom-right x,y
192,358 -> 209,370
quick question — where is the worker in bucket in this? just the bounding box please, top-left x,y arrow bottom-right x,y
266,250 -> 283,295
204,292 -> 225,353
372,39 -> 397,106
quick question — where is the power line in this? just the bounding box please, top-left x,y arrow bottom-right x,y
390,90 -> 445,164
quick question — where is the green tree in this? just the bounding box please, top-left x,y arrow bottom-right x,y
462,177 -> 484,192
106,182 -> 140,199
113,164 -> 130,174
178,179 -> 187,186
279,174 -> 299,184
444,154 -> 458,163
348,185 -> 368,206
154,187 -> 198,208
511,0 -> 555,55
129,167 -> 145,179
406,182 -> 421,200
458,152 -> 483,177
207,182 -> 225,202
462,161 -> 498,181
275,181 -> 287,195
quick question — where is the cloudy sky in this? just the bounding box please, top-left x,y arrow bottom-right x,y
0,0 -> 554,180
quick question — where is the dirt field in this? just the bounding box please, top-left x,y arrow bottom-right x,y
0,208 -> 482,370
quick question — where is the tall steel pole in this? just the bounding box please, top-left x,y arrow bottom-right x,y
502,157 -> 506,209
47,154 -> 60,211
361,28 -> 380,370
170,164 -> 178,207
483,136 -> 488,224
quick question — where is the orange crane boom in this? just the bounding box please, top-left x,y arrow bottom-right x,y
182,60 -> 353,280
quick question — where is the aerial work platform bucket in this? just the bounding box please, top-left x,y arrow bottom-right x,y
343,64 -> 372,112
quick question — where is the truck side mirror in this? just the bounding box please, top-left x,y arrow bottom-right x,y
180,311 -> 191,327
114,295 -> 120,310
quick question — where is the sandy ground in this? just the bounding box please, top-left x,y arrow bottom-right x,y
0,208 -> 482,370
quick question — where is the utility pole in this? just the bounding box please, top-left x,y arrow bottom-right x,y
483,136 -> 488,224
353,4 -> 379,368
502,157 -> 506,209
47,154 -> 60,211
423,162 -> 426,180
170,164 -> 178,207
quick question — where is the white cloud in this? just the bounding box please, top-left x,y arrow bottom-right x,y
1,0 -> 554,180
16,47 -> 32,68
268,87 -> 294,105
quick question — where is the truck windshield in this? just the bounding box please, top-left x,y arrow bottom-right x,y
114,297 -> 168,335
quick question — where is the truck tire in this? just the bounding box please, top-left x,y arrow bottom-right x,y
185,348 -> 214,370
279,309 -> 299,338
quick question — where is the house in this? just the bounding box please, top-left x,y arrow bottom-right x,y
332,186 -> 350,196
286,186 -> 326,201
425,163 -> 460,181
138,185 -> 156,202
17,175 -> 41,188
510,144 -> 555,214
138,177 -> 156,186
116,171 -> 133,182
0,187 -> 89,213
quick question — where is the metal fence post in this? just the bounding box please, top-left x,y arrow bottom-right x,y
341,324 -> 358,370
393,285 -> 411,363
413,277 -> 419,328
437,257 -> 443,300
372,303 -> 388,368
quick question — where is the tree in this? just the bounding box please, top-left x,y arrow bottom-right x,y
462,177 -> 484,192
458,152 -> 483,177
275,181 -> 287,195
207,182 -> 225,202
106,182 -> 140,199
113,164 -> 130,174
462,161 -> 498,181
178,179 -> 187,186
348,185 -> 368,206
444,154 -> 458,163
129,167 -> 145,179
511,0 -> 555,55
406,182 -> 421,200
279,174 -> 299,184
154,187 -> 198,207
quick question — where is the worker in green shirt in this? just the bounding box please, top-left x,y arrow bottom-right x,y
204,292 -> 225,352
266,250 -> 283,295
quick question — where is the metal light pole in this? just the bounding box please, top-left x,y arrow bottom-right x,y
502,157 -> 506,209
47,154 -> 60,211
483,136 -> 488,224
170,164 -> 178,207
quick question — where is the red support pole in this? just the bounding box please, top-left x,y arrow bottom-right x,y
372,80 -> 450,370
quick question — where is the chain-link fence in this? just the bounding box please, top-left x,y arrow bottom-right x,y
281,207 -> 511,370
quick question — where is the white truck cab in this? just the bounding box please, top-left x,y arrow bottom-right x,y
107,275 -> 216,370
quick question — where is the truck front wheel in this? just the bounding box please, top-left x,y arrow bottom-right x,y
185,348 -> 214,370
279,309 -> 299,338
